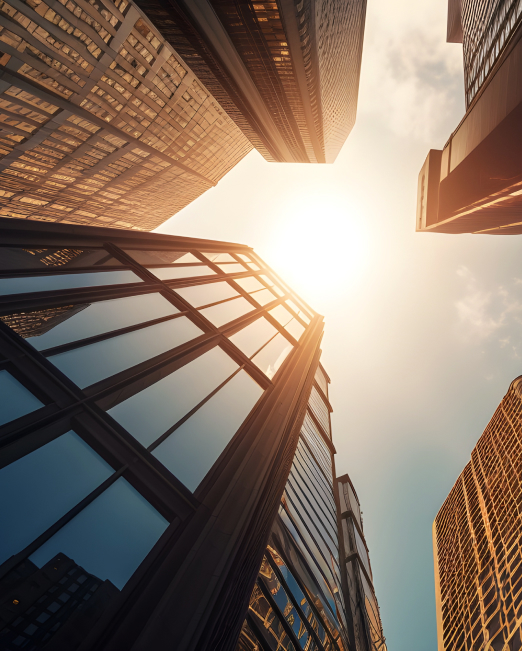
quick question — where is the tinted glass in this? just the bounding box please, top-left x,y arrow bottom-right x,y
354,526 -> 371,577
125,250 -> 199,265
233,276 -> 265,293
30,478 -> 168,590
202,252 -> 236,262
149,266 -> 215,280
24,293 -> 179,351
49,317 -> 203,388
285,318 -> 305,340
251,288 -> 277,306
315,366 -> 328,396
175,281 -> 238,307
200,297 -> 255,327
0,371 -> 43,426
0,431 -> 113,564
0,270 -> 142,296
153,370 -> 263,491
309,386 -> 330,437
301,414 -> 332,479
269,305 -> 293,327
228,317 -> 278,358
0,247 -> 120,270
216,263 -> 246,274
107,347 -> 239,447
286,299 -> 311,324
252,333 -> 293,379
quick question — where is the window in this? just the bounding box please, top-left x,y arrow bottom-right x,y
124,250 -> 199,265
201,252 -> 236,263
0,270 -> 142,296
285,318 -> 305,340
175,281 -> 238,307
149,266 -> 215,281
0,247 -> 121,270
252,333 -> 293,378
216,263 -> 246,274
228,317 -> 278,358
0,370 -> 44,426
269,305 -> 293,327
200,297 -> 255,327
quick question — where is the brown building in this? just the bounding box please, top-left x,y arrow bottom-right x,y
416,0 -> 522,234
433,376 -> 522,651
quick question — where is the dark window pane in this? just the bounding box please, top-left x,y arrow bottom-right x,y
252,333 -> 293,378
153,370 -> 263,491
30,478 -> 168,590
200,296 -> 255,327
175,281 -> 238,307
228,317 -> 278,358
0,270 -> 142,296
20,293 -> 179,351
0,247 -> 121,271
124,250 -> 199,265
0,371 -> 43,426
107,347 -> 239,447
0,431 -> 113,564
149,266 -> 215,280
49,317 -> 203,388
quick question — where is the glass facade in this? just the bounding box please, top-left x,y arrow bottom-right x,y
434,377 -> 522,651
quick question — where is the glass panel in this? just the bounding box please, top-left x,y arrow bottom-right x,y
108,347 -> 239,447
237,253 -> 252,262
354,526 -> 371,578
0,431 -> 113,564
17,294 -> 179,351
289,466 -> 338,545
236,619 -> 262,651
269,305 -> 293,327
285,319 -> 305,340
149,266 -> 215,280
286,300 -> 311,325
0,270 -> 142,296
300,414 -> 332,480
202,252 -> 236,263
272,285 -> 285,297
309,386 -> 331,438
252,333 -> 293,379
248,580 -> 295,651
49,317 -> 203,388
153,370 -> 263,491
0,371 -> 43,426
30,478 -> 168,590
175,281 -> 238,307
260,274 -> 274,286
233,276 -> 265,293
315,366 -> 328,396
216,263 -> 246,274
0,247 -> 121,270
200,297 -> 255,327
247,263 -> 261,271
251,288 -> 277,306
124,250 -> 198,265
228,317 -> 278,358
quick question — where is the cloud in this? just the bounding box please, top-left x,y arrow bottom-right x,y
455,266 -> 522,355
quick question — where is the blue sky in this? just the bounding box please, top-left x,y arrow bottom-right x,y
157,1 -> 522,648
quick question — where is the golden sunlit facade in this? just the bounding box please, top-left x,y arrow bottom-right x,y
433,377 -> 522,651
0,0 -> 252,230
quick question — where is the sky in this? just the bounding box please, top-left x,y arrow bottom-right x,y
156,1 -> 522,649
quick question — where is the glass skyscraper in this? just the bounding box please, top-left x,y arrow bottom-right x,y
416,0 -> 522,234
0,217 -> 385,651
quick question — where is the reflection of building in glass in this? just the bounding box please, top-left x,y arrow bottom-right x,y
0,304 -> 89,339
136,0 -> 367,164
338,475 -> 386,651
0,1 -> 251,230
433,377 -> 522,651
0,217 -> 384,651
416,0 -> 522,234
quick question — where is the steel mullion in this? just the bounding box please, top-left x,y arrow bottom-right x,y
255,577 -> 305,651
244,611 -> 274,651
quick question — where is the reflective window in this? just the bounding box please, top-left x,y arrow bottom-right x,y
233,276 -> 265,293
216,263 -> 246,274
315,366 -> 328,396
0,431 -> 113,564
269,305 -> 293,327
237,254 -> 252,262
175,281 -> 238,307
247,263 -> 260,271
285,318 -> 305,341
30,478 -> 168,590
0,270 -> 142,296
125,250 -> 199,265
202,252 -> 236,263
149,265 -> 215,280
200,297 -> 255,327
0,247 -> 121,270
0,370 -> 44,426
354,526 -> 371,578
286,299 -> 311,324
20,293 -> 179,351
289,466 -> 338,544
252,333 -> 293,379
301,414 -> 332,480
228,317 -> 278,358
49,317 -> 203,388
108,347 -> 239,447
295,444 -> 336,515
309,386 -> 331,437
250,288 -> 277,306
153,370 -> 263,491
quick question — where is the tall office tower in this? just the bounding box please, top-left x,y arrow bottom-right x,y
127,0 -> 367,164
416,0 -> 522,234
0,0 -> 252,229
0,217 -> 383,651
433,376 -> 522,651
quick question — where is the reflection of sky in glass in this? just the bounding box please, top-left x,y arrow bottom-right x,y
149,266 -> 215,280
228,317 -> 278,358
216,263 -> 246,273
0,431 -> 113,564
30,478 -> 168,590
175,281 -> 238,307
252,333 -> 293,378
233,276 -> 264,293
153,370 -> 263,491
0,270 -> 142,296
285,318 -> 305,340
269,304 -> 293,326
49,317 -> 202,388
0,370 -> 43,425
354,525 -> 371,578
108,347 -> 238,447
251,288 -> 277,306
28,293 -> 179,351
200,296 -> 255,327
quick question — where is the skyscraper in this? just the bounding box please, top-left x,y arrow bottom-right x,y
416,0 -> 522,234
136,0 -> 367,164
433,376 -> 522,651
0,217 -> 384,651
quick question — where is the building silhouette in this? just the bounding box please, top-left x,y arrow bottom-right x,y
0,217 -> 384,651
433,376 -> 522,651
416,0 -> 522,234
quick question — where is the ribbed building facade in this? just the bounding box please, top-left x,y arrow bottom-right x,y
0,217 -> 384,651
416,0 -> 522,234
433,377 -> 522,651
0,0 -> 252,230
